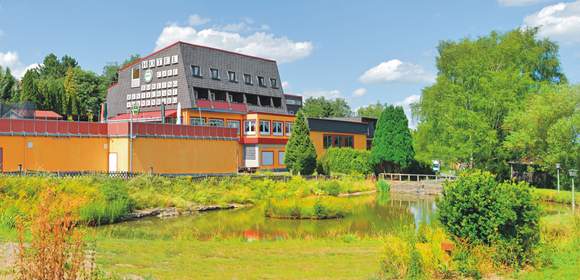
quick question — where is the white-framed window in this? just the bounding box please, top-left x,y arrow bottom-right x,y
162,90 -> 167,97
156,58 -> 163,66
171,55 -> 178,64
285,122 -> 293,136
244,74 -> 252,85
140,100 -> 145,106
156,71 -> 161,78
208,119 -> 224,127
131,93 -> 136,100
126,102 -> 131,108
164,56 -> 170,65
152,83 -> 157,90
146,84 -> 151,91
228,71 -> 236,82
150,91 -> 155,98
162,82 -> 167,89
273,121 -> 283,136
190,117 -> 205,126
173,69 -> 178,76
173,80 -> 178,87
156,99 -> 161,105
278,151 -> 285,165
126,94 -> 131,101
227,120 -> 241,134
162,70 -> 167,78
149,59 -> 155,68
172,89 -> 178,96
140,85 -> 146,91
260,120 -> 270,135
172,97 -> 177,103
156,82 -> 161,89
135,93 -> 140,99
162,98 -> 166,104
146,100 -> 151,106
244,120 -> 256,135
261,151 -> 274,166
146,92 -> 151,98
131,68 -> 140,88
141,61 -> 148,69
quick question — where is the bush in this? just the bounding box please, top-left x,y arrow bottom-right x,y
319,147 -> 372,175
318,181 -> 341,196
376,180 -> 390,193
437,170 -> 540,267
264,196 -> 351,219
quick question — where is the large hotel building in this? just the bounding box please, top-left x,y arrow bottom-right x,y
0,42 -> 375,174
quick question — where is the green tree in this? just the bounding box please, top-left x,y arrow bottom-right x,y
0,67 -> 17,102
301,97 -> 352,118
371,105 -> 415,173
414,28 -> 566,175
356,101 -> 385,119
284,110 -> 317,175
20,69 -> 43,106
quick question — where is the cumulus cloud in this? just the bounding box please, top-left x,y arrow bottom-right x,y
188,14 -> 210,26
0,51 -> 38,78
299,89 -> 342,99
498,0 -> 544,7
155,18 -> 313,63
395,94 -> 421,129
359,59 -> 435,84
353,88 -> 367,97
524,1 -> 580,43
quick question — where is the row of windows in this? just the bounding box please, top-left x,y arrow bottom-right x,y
141,55 -> 179,69
189,118 -> 241,129
126,97 -> 178,108
140,80 -> 178,92
261,151 -> 285,166
323,134 -> 354,149
155,68 -> 178,79
190,65 -> 278,88
127,89 -> 178,101
244,120 -> 293,136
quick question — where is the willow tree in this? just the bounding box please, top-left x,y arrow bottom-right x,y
414,28 -> 566,176
284,110 -> 317,175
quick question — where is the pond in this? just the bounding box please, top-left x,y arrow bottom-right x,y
97,193 -> 438,240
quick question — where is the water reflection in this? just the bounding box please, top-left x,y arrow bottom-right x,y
98,194 -> 438,240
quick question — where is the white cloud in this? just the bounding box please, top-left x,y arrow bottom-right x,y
353,87 -> 367,97
299,89 -> 342,99
395,94 -> 421,129
156,21 -> 313,64
498,0 -> 544,7
359,59 -> 435,84
0,51 -> 38,78
188,14 -> 210,26
524,1 -> 580,43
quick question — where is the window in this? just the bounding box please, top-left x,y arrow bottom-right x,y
173,80 -> 178,87
228,71 -> 236,82
323,135 -> 354,149
152,83 -> 157,90
131,68 -> 140,88
244,120 -> 256,135
260,120 -> 270,135
126,102 -> 131,108
164,56 -> 170,65
162,70 -> 167,78
208,119 -> 224,127
258,76 -> 266,87
272,121 -> 283,136
156,58 -> 163,67
132,68 -> 140,79
141,61 -> 148,69
227,120 -> 241,134
278,151 -> 285,165
173,89 -> 178,96
285,122 -> 293,136
244,74 -> 253,85
156,71 -> 161,78
190,117 -> 205,126
127,94 -> 131,101
261,151 -> 274,166
210,68 -> 220,80
149,60 -> 155,68
191,65 -> 201,77
270,78 -> 278,88
171,55 -> 178,64
173,69 -> 178,76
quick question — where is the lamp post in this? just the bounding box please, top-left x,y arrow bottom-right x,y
570,169 -> 577,212
556,163 -> 561,192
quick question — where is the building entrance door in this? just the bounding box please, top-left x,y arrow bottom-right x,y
108,153 -> 118,172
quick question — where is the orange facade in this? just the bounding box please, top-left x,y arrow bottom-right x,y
309,131 -> 367,158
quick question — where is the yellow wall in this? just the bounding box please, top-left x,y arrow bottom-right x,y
0,136 -> 108,172
309,131 -> 367,158
108,138 -> 130,172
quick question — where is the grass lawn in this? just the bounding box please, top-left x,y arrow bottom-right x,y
95,238 -> 382,280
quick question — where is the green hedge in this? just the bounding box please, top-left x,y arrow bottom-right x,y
319,147 -> 372,175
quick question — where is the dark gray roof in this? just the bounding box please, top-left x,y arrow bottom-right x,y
307,118 -> 368,134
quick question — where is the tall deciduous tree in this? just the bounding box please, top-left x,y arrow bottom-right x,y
371,105 -> 415,173
301,97 -> 352,118
357,101 -> 385,119
414,28 -> 566,175
284,110 -> 317,175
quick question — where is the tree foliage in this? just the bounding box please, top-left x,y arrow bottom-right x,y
284,110 -> 317,175
301,96 -> 352,118
414,29 -> 566,175
356,101 -> 385,119
319,147 -> 372,175
0,66 -> 18,102
370,105 -> 415,173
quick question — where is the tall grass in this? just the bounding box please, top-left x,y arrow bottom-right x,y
532,188 -> 578,206
265,196 -> 353,219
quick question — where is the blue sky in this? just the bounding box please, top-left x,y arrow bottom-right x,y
1,0 -> 579,119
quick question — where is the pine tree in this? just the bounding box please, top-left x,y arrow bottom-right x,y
370,105 -> 415,173
285,110 -> 317,175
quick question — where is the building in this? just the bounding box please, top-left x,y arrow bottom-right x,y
0,42 -> 374,174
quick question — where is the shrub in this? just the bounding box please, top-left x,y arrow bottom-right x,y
264,196 -> 351,219
318,181 -> 341,196
319,147 -> 372,175
437,170 -> 540,267
376,180 -> 390,193
408,245 -> 425,280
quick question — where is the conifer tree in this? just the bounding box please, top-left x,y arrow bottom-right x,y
370,105 -> 415,173
284,110 -> 317,175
